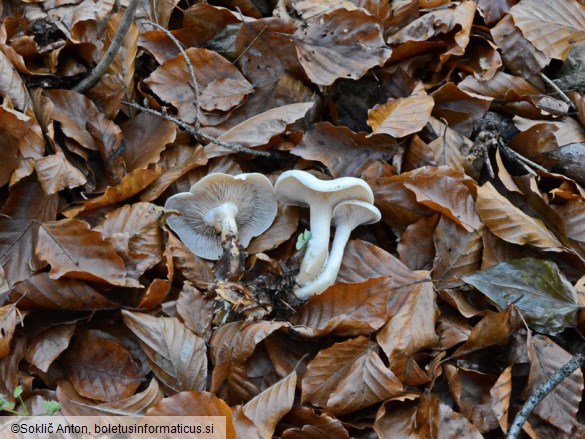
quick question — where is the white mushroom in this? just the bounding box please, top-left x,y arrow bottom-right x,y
274,171 -> 374,285
294,200 -> 381,299
165,173 -> 277,260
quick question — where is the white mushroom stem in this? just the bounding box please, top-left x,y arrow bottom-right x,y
297,207 -> 332,285
295,222 -> 351,299
204,203 -> 239,245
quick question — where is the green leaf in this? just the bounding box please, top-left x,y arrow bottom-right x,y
462,258 -> 581,335
296,230 -> 312,251
42,400 -> 61,415
12,386 -> 22,399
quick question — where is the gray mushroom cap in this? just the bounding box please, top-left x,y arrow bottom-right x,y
165,173 -> 277,260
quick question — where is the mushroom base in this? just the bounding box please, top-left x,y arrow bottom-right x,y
213,233 -> 245,281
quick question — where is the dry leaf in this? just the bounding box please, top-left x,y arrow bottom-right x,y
368,93 -> 434,138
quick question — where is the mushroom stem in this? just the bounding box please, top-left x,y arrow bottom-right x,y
294,223 -> 352,299
297,207 -> 332,285
205,203 -> 239,244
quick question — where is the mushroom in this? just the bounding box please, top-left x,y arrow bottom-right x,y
164,173 -> 277,260
294,200 -> 381,299
274,171 -> 374,285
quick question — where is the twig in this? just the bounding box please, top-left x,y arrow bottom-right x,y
507,353 -> 585,439
541,73 -> 575,109
122,100 -> 271,156
143,20 -> 202,131
73,0 -> 140,93
502,144 -> 548,175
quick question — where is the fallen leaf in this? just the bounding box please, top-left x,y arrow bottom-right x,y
463,258 -> 581,335
25,324 -> 75,372
247,205 -> 299,254
490,366 -> 513,433
0,305 -> 18,360
368,93 -> 434,138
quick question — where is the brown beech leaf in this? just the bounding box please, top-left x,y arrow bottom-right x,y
478,0 -> 516,24
25,324 -> 75,373
459,71 -> 541,99
105,10 -> 138,95
377,276 -> 439,374
0,179 -> 58,288
205,102 -> 314,157
146,391 -> 236,439
122,311 -> 208,395
432,216 -> 483,290
294,9 -> 391,85
338,239 -> 422,284
398,215 -> 438,271
302,336 -> 403,415
524,333 -> 584,433
556,199 -> 585,243
404,174 -> 481,232
35,149 -> 87,195
490,366 -> 513,434
291,122 -> 401,178
121,113 -> 176,172
95,202 -> 166,282
513,115 -> 585,146
58,378 -> 163,416
453,307 -> 522,358
290,277 -> 391,337
510,0 -> 585,61
145,47 -> 253,122
36,219 -> 128,286
0,304 -> 18,359
374,401 -> 419,439
11,273 -> 118,310
247,205 -> 299,254
281,406 -> 349,438
63,331 -> 143,403
243,370 -> 297,439
167,232 -> 214,289
368,92 -> 434,138
444,365 -> 500,432
477,182 -> 565,251
491,15 -> 548,85
64,167 -> 162,217
0,337 -> 25,405
176,282 -> 215,341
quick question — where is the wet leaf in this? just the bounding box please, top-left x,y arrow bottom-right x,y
462,258 -> 581,335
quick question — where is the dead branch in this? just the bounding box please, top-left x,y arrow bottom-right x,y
73,0 -> 140,93
507,352 -> 585,439
123,100 -> 271,157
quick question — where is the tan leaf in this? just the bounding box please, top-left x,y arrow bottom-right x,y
64,167 -> 162,217
280,406 -> 349,438
556,199 -> 585,243
248,205 -> 299,254
146,391 -> 236,438
205,103 -> 314,157
432,216 -> 483,290
0,304 -> 18,360
35,149 -> 87,195
478,0 -> 516,24
510,0 -> 585,60
243,371 -> 297,439
377,275 -> 439,370
0,51 -> 32,111
302,336 -> 403,414
397,215 -> 438,271
121,113 -> 176,172
0,180 -> 58,288
63,331 -> 143,403
122,311 -> 208,395
105,10 -> 138,95
176,282 -> 215,341
36,219 -> 128,285
459,71 -> 541,99
167,232 -> 214,289
25,324 -> 75,373
404,174 -> 481,232
291,122 -> 401,178
368,93 -> 434,138
290,278 -> 391,337
513,115 -> 585,146
524,333 -> 583,433
145,47 -> 253,122
11,273 -> 118,310
374,401 -> 418,439
490,366 -> 513,433
294,9 -> 391,85
476,182 -> 565,251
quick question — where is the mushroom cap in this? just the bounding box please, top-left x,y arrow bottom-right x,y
165,173 -> 277,260
332,200 -> 381,230
274,170 -> 374,208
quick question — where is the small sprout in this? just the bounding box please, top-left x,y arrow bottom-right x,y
42,400 -> 61,415
296,230 -> 312,251
12,386 -> 23,399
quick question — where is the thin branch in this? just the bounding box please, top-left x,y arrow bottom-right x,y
143,19 -> 201,131
507,353 -> 585,439
502,144 -> 549,175
73,0 -> 140,93
541,73 -> 574,109
122,101 -> 271,157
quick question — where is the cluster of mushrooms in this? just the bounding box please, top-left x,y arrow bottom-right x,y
164,170 -> 381,300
